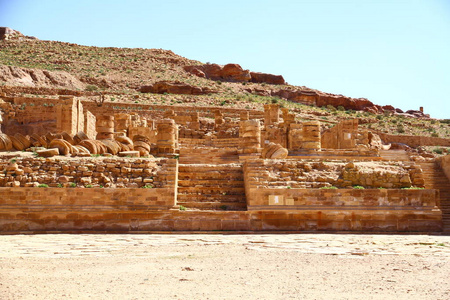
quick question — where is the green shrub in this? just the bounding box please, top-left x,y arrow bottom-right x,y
69,182 -> 77,188
179,205 -> 187,211
38,184 -> 49,188
433,148 -> 443,154
326,105 -> 336,111
353,185 -> 365,189
85,184 -> 93,188
85,85 -> 99,91
337,106 -> 345,111
142,184 -> 153,188
57,183 -> 63,188
320,186 -> 338,189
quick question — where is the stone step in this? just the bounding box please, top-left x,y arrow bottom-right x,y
179,163 -> 242,171
177,201 -> 247,211
178,187 -> 245,194
178,179 -> 244,187
178,175 -> 244,182
177,194 -> 245,202
178,169 -> 243,175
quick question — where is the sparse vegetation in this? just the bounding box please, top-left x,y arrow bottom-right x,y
320,186 -> 338,189
353,186 -> 365,189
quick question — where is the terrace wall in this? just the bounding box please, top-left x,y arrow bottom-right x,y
437,154 -> 450,182
376,132 -> 450,148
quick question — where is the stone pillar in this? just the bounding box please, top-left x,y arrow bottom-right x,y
156,119 -> 178,156
240,111 -> 249,121
114,113 -> 131,133
84,111 -> 97,140
281,108 -> 296,126
302,121 -> 321,150
164,109 -> 175,119
288,123 -> 303,151
191,112 -> 200,130
56,96 -> 79,135
420,107 -> 424,113
239,119 -> 261,154
339,119 -> 358,149
264,104 -> 279,127
96,115 -> 115,140
214,110 -> 224,129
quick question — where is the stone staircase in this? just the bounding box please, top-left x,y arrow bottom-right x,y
419,162 -> 450,234
179,138 -> 240,148
380,150 -> 411,161
177,163 -> 247,211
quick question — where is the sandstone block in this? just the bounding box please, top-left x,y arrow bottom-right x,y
119,151 -> 140,158
36,148 -> 59,157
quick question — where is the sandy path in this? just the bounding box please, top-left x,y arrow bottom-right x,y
1,234 -> 449,299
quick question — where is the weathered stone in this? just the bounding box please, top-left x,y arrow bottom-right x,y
36,148 -> 59,157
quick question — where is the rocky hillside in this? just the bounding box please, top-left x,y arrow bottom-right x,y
0,27 -> 449,143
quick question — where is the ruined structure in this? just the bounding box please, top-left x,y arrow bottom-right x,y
0,95 -> 448,234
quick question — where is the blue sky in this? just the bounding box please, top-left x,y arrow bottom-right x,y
1,0 -> 449,118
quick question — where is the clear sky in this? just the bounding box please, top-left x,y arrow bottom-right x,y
1,0 -> 449,118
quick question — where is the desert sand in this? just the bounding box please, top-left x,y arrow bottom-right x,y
1,234 -> 449,299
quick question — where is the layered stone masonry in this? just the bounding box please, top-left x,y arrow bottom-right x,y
243,159 -> 423,189
0,157 -> 178,189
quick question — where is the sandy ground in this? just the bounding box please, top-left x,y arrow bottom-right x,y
0,234 -> 449,300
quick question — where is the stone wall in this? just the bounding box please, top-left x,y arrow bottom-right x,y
0,157 -> 178,189
322,119 -> 359,149
245,188 -> 438,208
0,201 -> 441,233
243,159 -> 421,189
242,160 -> 441,232
2,96 -> 87,136
0,186 -> 177,232
437,155 -> 450,182
376,132 -> 450,148
82,101 -> 265,121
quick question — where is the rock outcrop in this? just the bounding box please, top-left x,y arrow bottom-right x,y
184,63 -> 251,82
0,27 -> 37,41
139,81 -> 217,95
247,86 -> 410,115
0,65 -> 85,90
250,72 -> 285,85
185,64 -> 285,85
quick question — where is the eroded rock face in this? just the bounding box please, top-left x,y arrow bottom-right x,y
250,72 -> 285,85
0,27 -> 37,41
0,65 -> 85,90
316,94 -> 374,111
184,63 -> 251,82
186,63 -> 286,85
139,81 -> 217,95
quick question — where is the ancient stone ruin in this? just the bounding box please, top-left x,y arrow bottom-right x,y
0,94 -> 449,233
